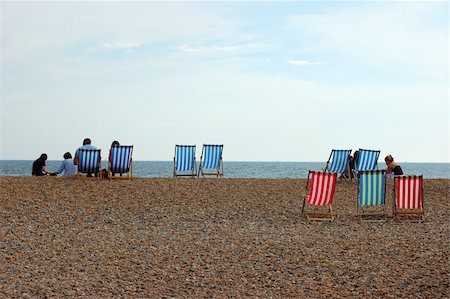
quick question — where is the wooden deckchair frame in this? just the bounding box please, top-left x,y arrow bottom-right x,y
107,145 -> 133,181
356,170 -> 387,222
302,171 -> 337,221
324,149 -> 352,181
173,145 -> 197,178
198,144 -> 224,178
393,175 -> 424,222
76,149 -> 102,180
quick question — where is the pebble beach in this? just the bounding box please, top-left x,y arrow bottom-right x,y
1,177 -> 448,298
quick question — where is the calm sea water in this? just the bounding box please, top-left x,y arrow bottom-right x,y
1,160 -> 448,179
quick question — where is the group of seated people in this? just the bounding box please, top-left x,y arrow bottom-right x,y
32,138 -> 120,177
344,150 -> 403,178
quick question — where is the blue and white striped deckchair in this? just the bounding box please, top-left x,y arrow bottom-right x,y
198,144 -> 223,177
355,149 -> 380,173
108,145 -> 133,181
77,149 -> 101,180
324,149 -> 351,178
173,145 -> 197,177
357,170 -> 387,221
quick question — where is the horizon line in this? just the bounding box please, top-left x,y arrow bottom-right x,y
1,159 -> 449,164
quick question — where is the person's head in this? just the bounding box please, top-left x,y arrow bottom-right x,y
40,153 -> 47,161
63,152 -> 72,159
385,154 -> 394,165
83,138 -> 91,145
111,140 -> 120,147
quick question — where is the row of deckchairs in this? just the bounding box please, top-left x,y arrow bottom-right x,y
76,146 -> 134,181
75,144 -> 224,180
324,148 -> 381,179
174,144 -> 224,178
302,170 -> 424,221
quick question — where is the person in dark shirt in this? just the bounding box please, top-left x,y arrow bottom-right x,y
353,150 -> 360,168
347,155 -> 355,178
32,153 -> 49,176
348,150 -> 359,179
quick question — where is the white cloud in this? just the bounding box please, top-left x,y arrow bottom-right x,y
0,2 -> 240,64
101,42 -> 141,50
177,43 -> 267,54
178,44 -> 240,53
288,60 -> 324,66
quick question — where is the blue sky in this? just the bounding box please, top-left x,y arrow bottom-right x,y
0,1 -> 448,162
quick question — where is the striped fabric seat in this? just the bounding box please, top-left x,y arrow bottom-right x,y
359,170 -> 386,206
325,149 -> 351,175
306,171 -> 337,206
108,145 -> 133,180
302,171 -> 337,221
77,149 -> 101,179
395,176 -> 424,215
110,146 -> 133,173
199,144 -> 224,177
357,170 -> 387,221
174,145 -> 196,177
356,149 -> 380,172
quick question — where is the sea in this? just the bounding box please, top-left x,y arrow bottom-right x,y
1,160 -> 449,179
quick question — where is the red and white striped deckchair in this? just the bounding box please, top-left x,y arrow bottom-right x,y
302,171 -> 337,221
394,175 -> 424,221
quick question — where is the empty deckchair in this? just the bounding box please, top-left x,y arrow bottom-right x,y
77,149 -> 101,180
393,175 -> 424,221
108,145 -> 133,181
355,149 -> 380,174
356,170 -> 387,221
198,144 -> 223,177
324,149 -> 351,179
173,145 -> 197,178
302,171 -> 337,221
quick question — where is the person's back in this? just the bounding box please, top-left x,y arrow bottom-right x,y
53,152 -> 77,176
74,138 -> 97,165
32,154 -> 48,176
108,140 -> 120,177
385,154 -> 403,176
353,150 -> 360,166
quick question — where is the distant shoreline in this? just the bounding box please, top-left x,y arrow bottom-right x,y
1,160 -> 449,163
1,161 -> 448,179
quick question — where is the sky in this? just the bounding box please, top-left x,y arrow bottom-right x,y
0,1 -> 448,162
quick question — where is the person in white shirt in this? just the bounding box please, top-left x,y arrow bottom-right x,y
51,152 -> 77,176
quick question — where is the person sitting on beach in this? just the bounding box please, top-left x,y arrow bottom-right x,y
353,150 -> 359,168
73,138 -> 97,165
74,138 -> 99,177
346,150 -> 359,179
106,140 -> 120,176
32,153 -> 49,176
345,155 -> 354,178
385,154 -> 403,176
51,152 -> 77,176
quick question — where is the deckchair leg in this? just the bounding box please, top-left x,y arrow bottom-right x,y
302,171 -> 311,214
128,160 -> 133,181
302,197 -> 307,214
191,157 -> 196,178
